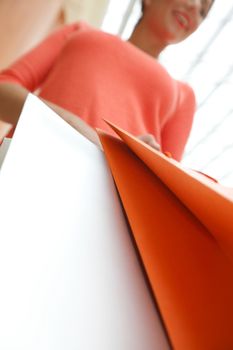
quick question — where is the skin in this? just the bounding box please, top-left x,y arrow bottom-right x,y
0,0 -> 213,150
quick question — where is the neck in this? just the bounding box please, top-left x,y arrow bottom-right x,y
128,19 -> 167,58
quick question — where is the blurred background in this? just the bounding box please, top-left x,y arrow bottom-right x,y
1,0 -> 232,185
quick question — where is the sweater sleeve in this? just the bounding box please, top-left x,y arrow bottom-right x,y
0,22 -> 83,91
160,82 -> 196,162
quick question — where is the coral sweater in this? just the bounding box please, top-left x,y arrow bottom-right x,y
0,22 -> 196,160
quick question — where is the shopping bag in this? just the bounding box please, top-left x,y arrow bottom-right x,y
98,122 -> 233,350
0,95 -> 170,349
0,137 -> 11,169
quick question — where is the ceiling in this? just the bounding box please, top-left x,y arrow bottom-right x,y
102,0 -> 233,186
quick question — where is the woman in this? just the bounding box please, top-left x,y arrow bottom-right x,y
0,0 -> 213,160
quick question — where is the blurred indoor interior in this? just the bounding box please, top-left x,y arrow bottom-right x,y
1,0 -> 232,185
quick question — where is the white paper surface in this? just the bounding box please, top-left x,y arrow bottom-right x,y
0,137 -> 11,170
0,94 -> 170,350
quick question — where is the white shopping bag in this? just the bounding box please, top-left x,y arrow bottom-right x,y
0,95 -> 169,350
0,137 -> 11,170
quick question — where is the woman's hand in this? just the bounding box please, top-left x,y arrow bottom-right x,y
136,133 -> 160,151
0,120 -> 13,143
0,82 -> 102,149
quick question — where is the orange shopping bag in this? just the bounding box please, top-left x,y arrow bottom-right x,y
98,122 -> 233,350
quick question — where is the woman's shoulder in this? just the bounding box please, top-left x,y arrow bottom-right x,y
176,79 -> 193,91
72,20 -> 93,32
175,80 -> 196,104
60,21 -> 92,35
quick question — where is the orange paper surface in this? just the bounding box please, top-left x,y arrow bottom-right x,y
98,123 -> 233,350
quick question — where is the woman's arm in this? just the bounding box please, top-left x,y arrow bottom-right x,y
160,83 -> 196,161
0,23 -> 80,91
0,23 -> 101,146
0,82 -> 101,147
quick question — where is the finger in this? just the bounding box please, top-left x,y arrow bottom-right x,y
148,140 -> 160,150
0,121 -> 12,143
137,134 -> 161,150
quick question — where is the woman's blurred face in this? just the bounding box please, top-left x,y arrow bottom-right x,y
143,0 -> 213,44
